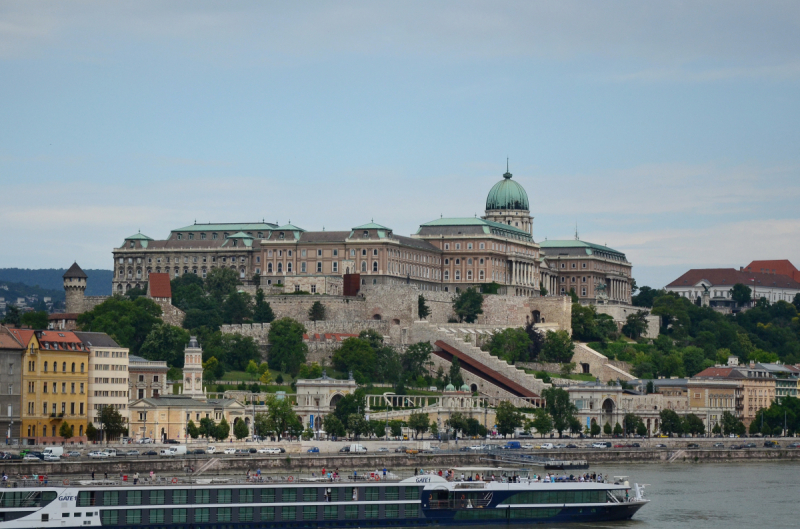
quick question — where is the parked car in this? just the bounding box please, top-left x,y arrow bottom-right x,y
192,449 -> 205,455
206,446 -> 216,454
540,443 -> 555,450
521,444 -> 534,449
88,451 -> 108,459
24,453 -> 41,461
165,439 -> 180,444
713,443 -> 725,448
248,448 -> 258,453
764,440 -> 780,448
235,449 -> 250,456
377,447 -> 389,452
394,446 -> 408,453
143,450 -> 158,456
655,444 -> 667,448
339,446 -> 350,453
67,451 -> 82,458
307,447 -> 320,453
223,448 -> 236,455
687,443 -> 700,448
126,450 -> 140,456
137,438 -> 153,444
745,443 -> 757,448
787,442 -> 800,448
566,444 -> 578,449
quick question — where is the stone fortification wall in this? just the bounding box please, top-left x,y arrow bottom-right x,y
572,342 -> 636,382
83,295 -> 108,312
595,304 -> 660,339
517,361 -> 568,373
265,296 -> 367,322
360,285 -> 456,324
154,300 -> 185,327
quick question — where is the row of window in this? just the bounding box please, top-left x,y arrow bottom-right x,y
28,361 -> 85,373
27,423 -> 84,437
28,381 -> 85,394
27,401 -> 85,416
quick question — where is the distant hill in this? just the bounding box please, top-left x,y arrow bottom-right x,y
0,280 -> 65,310
0,268 -> 113,297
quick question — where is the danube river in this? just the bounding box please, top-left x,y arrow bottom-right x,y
557,461 -> 798,529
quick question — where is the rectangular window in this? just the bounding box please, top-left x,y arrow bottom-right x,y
405,504 -> 419,517
304,488 -> 317,502
316,262 -> 322,273
385,505 -> 399,518
332,261 -> 338,272
194,490 -> 210,504
405,487 -> 421,500
282,506 -> 296,521
324,506 -> 338,520
77,491 -> 94,507
240,489 -> 254,503
217,489 -> 231,503
385,487 -> 399,500
261,507 -> 275,520
101,511 -> 118,525
217,507 -> 232,522
194,508 -> 210,523
127,490 -> 142,505
283,489 -> 297,502
103,491 -> 119,506
303,506 -> 317,520
365,505 -> 379,519
345,505 -> 359,519
126,510 -> 142,524
149,509 -> 165,524
172,490 -> 188,504
239,507 -> 254,522
261,489 -> 276,503
365,488 -> 379,501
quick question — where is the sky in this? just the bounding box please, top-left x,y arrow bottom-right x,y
1,1 -> 799,288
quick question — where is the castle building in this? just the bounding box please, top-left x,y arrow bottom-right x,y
182,337 -> 204,399
111,169 -> 633,302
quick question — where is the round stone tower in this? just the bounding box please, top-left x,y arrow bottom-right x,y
63,262 -> 88,314
483,165 -> 533,235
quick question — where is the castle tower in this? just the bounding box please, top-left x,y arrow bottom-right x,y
182,336 -> 204,400
63,262 -> 88,314
482,165 -> 533,235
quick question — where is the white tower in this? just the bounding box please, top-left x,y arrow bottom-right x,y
182,336 -> 205,400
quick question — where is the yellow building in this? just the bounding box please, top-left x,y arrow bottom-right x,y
128,395 -> 244,442
14,329 -> 90,444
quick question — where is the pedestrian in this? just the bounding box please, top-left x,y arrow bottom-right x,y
383,467 -> 387,479
133,472 -> 139,485
91,471 -> 95,480
104,472 -> 108,480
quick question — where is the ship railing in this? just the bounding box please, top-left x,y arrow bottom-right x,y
429,499 -> 492,509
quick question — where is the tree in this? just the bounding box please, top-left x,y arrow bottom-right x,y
530,409 -> 553,438
603,422 -> 612,436
711,423 -> 722,435
222,291 -> 253,324
623,413 -> 642,436
793,293 -> 800,312
322,415 -> 346,438
59,421 -> 74,442
495,401 -> 523,437
20,311 -> 48,330
540,330 -> 574,363
253,289 -> 275,323
332,338 -> 376,381
139,323 -> 191,368
539,285 -> 548,296
402,341 -> 432,379
430,420 -> 439,437
214,417 -> 230,440
199,417 -> 217,439
347,414 -> 369,439
448,358 -> 464,387
205,267 -> 240,302
259,369 -> 273,385
731,283 -> 752,306
333,389 -> 366,423
632,286 -> 663,308
267,318 -> 308,376
125,286 -> 147,300
659,409 -> 684,436
98,405 -> 126,443
453,287 -> 484,323
308,301 -> 326,322
408,412 -> 430,439
636,422 -> 648,436
186,420 -> 200,439
389,420 -> 404,438
622,311 -> 649,340
721,411 -> 741,436
233,418 -> 249,440
560,362 -> 576,377
651,293 -> 691,337
85,422 -> 98,442
77,296 -> 162,354
418,295 -> 430,320
613,422 -> 623,436
446,412 -> 467,438
245,359 -> 260,380
590,422 -> 601,437
263,394 -> 301,440
297,362 -> 323,379
0,305 -> 21,326
541,387 -> 578,437
485,327 -> 532,364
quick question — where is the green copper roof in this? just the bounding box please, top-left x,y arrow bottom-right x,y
226,232 -> 254,238
352,222 -> 391,231
125,232 -> 154,241
486,171 -> 529,211
173,222 -> 278,232
276,223 -> 305,232
419,217 -> 530,236
540,239 -> 624,256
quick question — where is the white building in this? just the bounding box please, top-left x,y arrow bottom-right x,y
665,268 -> 800,311
182,337 -> 204,399
75,332 -> 130,440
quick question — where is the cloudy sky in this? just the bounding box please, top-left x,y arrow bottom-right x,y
1,1 -> 799,288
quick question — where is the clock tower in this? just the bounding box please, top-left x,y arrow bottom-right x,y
182,336 -> 205,400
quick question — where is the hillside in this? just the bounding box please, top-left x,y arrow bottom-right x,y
0,268 -> 113,296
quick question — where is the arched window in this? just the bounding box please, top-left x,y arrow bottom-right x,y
277,262 -> 283,273
444,271 -> 449,280
479,270 -> 485,280
287,262 -> 293,273
372,261 -> 378,272
267,263 -> 273,273
455,270 -> 461,280
62,362 -> 67,373
361,261 -> 367,272
467,258 -> 472,265
43,362 -> 48,373
71,363 -> 76,373
80,363 -> 84,373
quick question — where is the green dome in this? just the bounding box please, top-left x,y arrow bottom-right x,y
460,384 -> 470,392
445,383 -> 456,391
486,170 -> 529,211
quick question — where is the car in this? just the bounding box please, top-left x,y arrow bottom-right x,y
468,445 -> 482,451
787,442 -> 800,448
655,443 -> 667,448
192,449 -> 205,455
88,451 -> 108,459
235,449 -> 250,456
540,443 -> 555,450
764,441 -> 780,448
307,447 -> 320,453
143,450 -> 158,456
629,443 -> 641,448
166,439 -> 180,445
377,447 -> 389,452
745,443 -> 757,448
613,444 -> 626,448
687,443 -> 700,448
459,446 -> 471,452
339,446 -> 350,453
730,444 -> 744,450
554,443 -> 567,449
137,437 -> 153,444
566,444 -> 578,449
67,451 -> 82,458
206,446 -> 216,454
126,450 -> 140,456
223,448 -> 236,455
394,446 -> 408,453
521,444 -> 534,449
24,453 -> 40,461
249,448 -> 258,453
278,447 -> 286,453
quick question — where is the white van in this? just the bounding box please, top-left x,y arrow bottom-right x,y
102,448 -> 118,457
349,444 -> 367,453
43,447 -> 63,458
539,443 -> 554,450
206,446 -> 216,454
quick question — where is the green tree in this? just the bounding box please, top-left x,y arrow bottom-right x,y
429,420 -> 439,437
1,305 -> 21,326
202,356 -> 223,381
139,323 -> 191,368
453,287 -> 484,323
613,422 -> 623,436
332,337 -> 376,381
792,293 -> 800,312
446,412 -> 467,438
199,417 -> 217,439
77,296 -> 162,354
720,411 -> 740,436
59,421 -> 74,442
347,414 -> 369,439
485,327 -> 532,364
418,295 -> 431,320
541,387 -> 578,437
659,409 -> 684,436
186,420 -> 200,439
495,401 -> 524,437
308,301 -> 326,322
590,422 -> 601,437
540,330 -> 574,363
85,422 -> 98,442
711,423 -> 722,435
214,417 -> 230,440
731,283 -> 752,306
539,285 -> 548,296
267,318 -> 308,376
632,286 -> 664,308
530,408 -> 553,438
402,342 -> 433,379
263,394 -> 301,440
124,286 -> 147,300
20,311 -> 48,330
322,415 -> 346,438
98,405 -> 127,443
222,291 -> 253,324
651,293 -> 691,337
245,359 -> 260,380
389,420 -> 404,438
253,289 -> 275,323
636,422 -> 648,437
333,389 -> 366,423
408,412 -> 430,439
205,267 -> 240,302
622,311 -> 649,340
603,422 -> 612,436
623,413 -> 642,436
448,358 -> 464,387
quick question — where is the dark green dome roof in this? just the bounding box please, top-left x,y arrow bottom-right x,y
486,170 -> 529,211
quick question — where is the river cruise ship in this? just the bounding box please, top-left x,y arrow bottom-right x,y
0,467 -> 648,528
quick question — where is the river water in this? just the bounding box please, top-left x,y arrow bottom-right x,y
554,461 -> 798,529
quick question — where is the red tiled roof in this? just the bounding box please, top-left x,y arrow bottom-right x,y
148,273 -> 172,298
744,260 -> 800,282
0,330 -> 24,349
694,367 -> 734,378
666,268 -> 800,289
35,330 -> 87,352
7,329 -> 35,347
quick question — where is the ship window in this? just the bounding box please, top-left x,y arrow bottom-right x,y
195,490 -> 210,504
261,507 -> 275,520
239,507 -> 254,522
365,505 -> 379,519
172,490 -> 188,504
303,488 -> 317,502
454,510 -> 508,521
282,506 -> 297,521
194,508 -> 210,522
217,507 -> 232,522
508,508 -> 562,519
385,487 -> 399,500
261,490 -> 276,503
218,490 -> 232,503
283,489 -> 297,502
126,510 -> 142,524
324,505 -> 339,520
385,505 -> 400,518
365,488 -> 379,501
150,509 -> 165,524
101,511 -> 118,525
405,505 -> 419,517
345,505 -> 359,519
171,509 -> 187,523
405,487 -> 421,500
150,491 -> 165,505
102,491 -> 119,506
240,489 -> 254,503
303,506 -> 317,520
78,491 -> 95,507
126,491 -> 142,505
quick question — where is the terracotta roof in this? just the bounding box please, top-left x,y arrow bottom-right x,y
743,260 -> 800,282
35,330 -> 87,352
148,273 -> 172,298
0,330 -> 24,350
7,329 -> 35,347
666,268 -> 800,289
63,262 -> 88,279
694,367 -> 736,378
